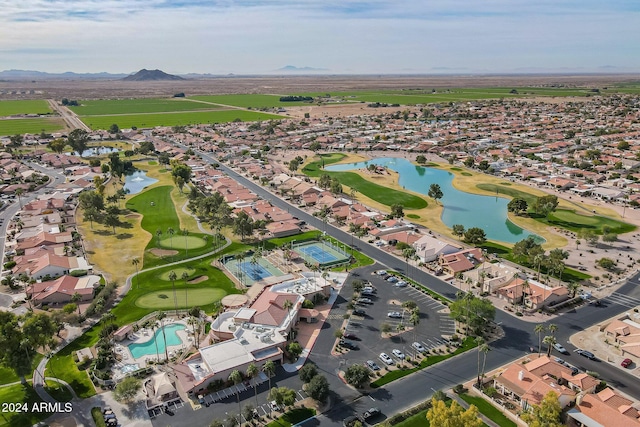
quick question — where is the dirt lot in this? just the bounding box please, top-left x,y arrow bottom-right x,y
2,74 -> 639,100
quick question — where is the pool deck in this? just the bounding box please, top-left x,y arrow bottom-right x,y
115,319 -> 194,368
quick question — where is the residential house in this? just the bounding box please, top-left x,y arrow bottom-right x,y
439,248 -> 484,275
568,388 -> 640,427
603,314 -> 640,358
26,274 -> 100,306
413,234 -> 461,263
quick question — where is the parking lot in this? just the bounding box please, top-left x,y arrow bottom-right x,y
338,265 -> 456,369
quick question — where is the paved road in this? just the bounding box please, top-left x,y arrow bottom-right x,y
47,99 -> 91,132
174,143 -> 640,425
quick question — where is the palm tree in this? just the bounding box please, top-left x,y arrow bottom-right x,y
144,319 -> 161,362
155,228 -> 163,247
156,311 -> 169,362
475,336 -> 485,387
543,335 -> 556,357
70,292 -> 82,315
283,299 -> 294,334
236,253 -> 246,286
182,271 -> 189,311
263,360 -> 276,399
15,188 -> 24,209
167,227 -> 175,252
409,309 -> 420,356
533,254 -> 546,281
228,369 -> 243,418
479,343 -> 491,386
169,270 -> 178,315
182,229 -> 189,258
131,257 -> 140,289
548,323 -> 558,339
246,363 -> 260,407
521,281 -> 530,312
534,324 -> 546,356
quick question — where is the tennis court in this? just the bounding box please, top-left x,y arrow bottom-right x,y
224,256 -> 284,286
293,241 -> 350,268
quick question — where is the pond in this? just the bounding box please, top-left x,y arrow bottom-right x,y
123,170 -> 158,195
70,146 -> 122,157
325,157 -> 541,243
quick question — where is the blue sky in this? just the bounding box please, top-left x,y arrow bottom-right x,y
0,0 -> 638,74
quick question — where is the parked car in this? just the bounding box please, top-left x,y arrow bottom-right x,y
340,339 -> 359,350
269,401 -> 281,412
395,280 -> 408,287
392,349 -> 405,359
576,349 -> 596,360
362,408 -> 381,420
375,270 -> 387,276
379,352 -> 393,365
357,298 -> 373,305
386,276 -> 399,283
412,342 -> 426,353
343,332 -> 359,340
361,290 -> 375,296
387,311 -> 402,318
353,308 -> 366,316
553,343 -> 569,355
622,358 -> 633,368
553,357 -> 566,366
362,286 -> 376,293
366,360 -> 380,371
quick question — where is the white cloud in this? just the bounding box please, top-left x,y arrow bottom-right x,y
0,0 -> 638,73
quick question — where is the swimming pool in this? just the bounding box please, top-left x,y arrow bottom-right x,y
128,323 -> 186,359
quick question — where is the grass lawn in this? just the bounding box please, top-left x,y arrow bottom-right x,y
47,325 -> 98,399
126,185 -> 214,268
0,100 -> 52,115
0,383 -> 51,427
69,98 -> 226,115
91,407 -> 107,427
135,288 -> 227,309
266,407 -> 316,427
0,353 -> 44,386
460,394 -> 517,427
392,408 -> 431,427
191,94 -> 316,108
303,154 -> 428,209
371,337 -> 476,387
45,379 -> 74,402
475,183 -> 634,235
0,117 -> 65,136
406,214 -> 420,219
116,255 -> 238,325
80,110 -> 287,130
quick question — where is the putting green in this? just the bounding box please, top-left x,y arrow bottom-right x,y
159,236 -> 206,250
158,267 -> 196,281
135,288 -> 227,309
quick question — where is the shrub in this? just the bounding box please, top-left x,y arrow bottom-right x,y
70,269 -> 88,277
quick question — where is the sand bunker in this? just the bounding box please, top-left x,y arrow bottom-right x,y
149,248 -> 179,257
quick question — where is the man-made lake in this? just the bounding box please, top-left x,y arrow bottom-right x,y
326,157 -> 540,243
123,170 -> 158,195
71,146 -> 121,157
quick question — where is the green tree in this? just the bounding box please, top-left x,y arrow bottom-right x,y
597,257 -> 616,270
229,369 -> 243,416
233,211 -> 254,241
534,195 -> 559,217
416,155 -> 427,164
113,376 -> 141,403
428,183 -> 443,204
108,123 -> 120,134
507,197 -> 528,215
246,363 -> 260,407
602,233 -> 618,243
47,138 -> 67,154
299,363 -> 318,383
452,224 -> 465,240
426,398 -> 483,427
463,227 -> 486,245
449,293 -> 495,335
543,335 -> 556,357
578,228 -> 599,246
521,391 -> 564,427
268,386 -> 296,408
330,177 -> 343,195
287,342 -> 303,360
23,313 -> 57,352
318,174 -> 332,189
464,157 -> 475,168
171,162 -> 192,192
344,364 -> 371,389
67,128 -> 89,156
168,270 -> 178,315
534,324 -> 546,356
307,374 -> 330,403
390,204 -> 405,218
156,311 -> 169,361
263,360 -> 276,397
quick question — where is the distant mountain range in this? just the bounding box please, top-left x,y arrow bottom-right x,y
121,69 -> 185,81
276,65 -> 328,72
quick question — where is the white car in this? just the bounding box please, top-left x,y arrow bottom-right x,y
395,281 -> 408,287
412,342 -> 426,353
379,352 -> 394,365
386,276 -> 399,283
392,349 -> 405,359
375,270 -> 387,276
387,311 -> 402,319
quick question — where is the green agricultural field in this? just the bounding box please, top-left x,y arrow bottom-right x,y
190,94 -> 315,108
0,100 -> 51,116
81,110 -> 286,130
0,118 -> 65,136
69,98 -> 225,115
